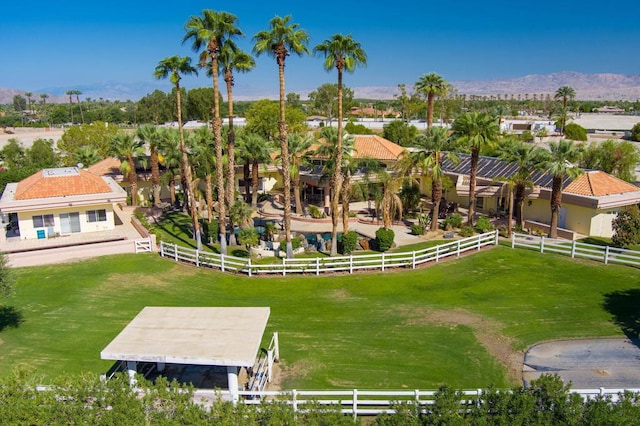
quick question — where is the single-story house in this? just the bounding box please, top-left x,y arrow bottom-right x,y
0,167 -> 127,240
438,154 -> 640,239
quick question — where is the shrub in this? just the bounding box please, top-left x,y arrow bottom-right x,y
375,227 -> 395,252
338,231 -> 359,255
475,216 -> 494,233
443,213 -> 463,230
564,123 -> 588,141
459,226 -> 475,237
201,220 -> 219,242
411,224 -> 425,235
279,237 -> 301,252
237,227 -> 259,250
257,193 -> 270,203
631,122 -> 640,142
612,205 -> 640,248
308,205 -> 324,219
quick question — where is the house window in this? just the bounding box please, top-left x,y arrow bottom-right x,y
32,214 -> 54,228
476,197 -> 484,210
86,209 -> 107,223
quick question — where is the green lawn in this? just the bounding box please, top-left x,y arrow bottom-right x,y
1,246 -> 638,390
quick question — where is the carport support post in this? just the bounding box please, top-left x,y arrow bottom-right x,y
227,366 -> 239,404
126,361 -> 137,386
157,362 -> 165,372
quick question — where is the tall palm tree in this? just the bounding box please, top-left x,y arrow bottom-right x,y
496,140 -> 547,232
554,86 -> 576,134
25,92 -> 32,117
451,111 -> 500,226
109,132 -> 145,207
218,44 -> 255,221
154,55 -> 202,250
137,125 -> 163,208
158,127 -> 182,206
66,90 -> 75,123
253,15 -> 310,258
399,126 -> 457,231
73,90 -> 85,124
236,132 -> 273,209
415,73 -> 449,129
39,94 -> 49,124
184,9 -> 243,255
285,132 -> 314,216
378,170 -> 403,229
313,34 -> 367,256
543,140 -> 582,238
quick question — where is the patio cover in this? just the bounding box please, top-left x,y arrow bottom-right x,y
101,307 -> 270,367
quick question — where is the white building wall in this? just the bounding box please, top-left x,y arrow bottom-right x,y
17,203 -> 116,240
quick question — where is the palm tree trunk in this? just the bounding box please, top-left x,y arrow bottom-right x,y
77,95 -> 85,124
150,149 -> 161,208
549,175 -> 563,238
467,149 -> 479,226
427,93 -> 434,129
243,162 -> 251,203
211,57 -> 227,255
169,176 -> 176,205
507,186 -> 514,238
277,55 -> 293,259
330,65 -> 345,256
341,173 -> 351,234
225,72 -> 237,247
176,85 -> 202,250
251,159 -> 259,211
293,176 -> 303,216
206,174 -> 214,224
515,183 -> 525,228
128,155 -> 138,207
431,178 -> 442,232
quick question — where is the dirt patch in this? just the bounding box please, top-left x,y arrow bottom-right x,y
403,307 -> 524,384
101,266 -> 199,289
267,359 -> 316,391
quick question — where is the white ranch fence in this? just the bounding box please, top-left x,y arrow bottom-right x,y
511,233 -> 640,267
159,231 -> 499,276
192,387 -> 640,419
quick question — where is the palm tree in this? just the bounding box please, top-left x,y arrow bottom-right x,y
313,34 -> 367,256
543,140 -> 582,238
72,145 -> 102,167
237,132 -> 273,209
154,55 -> 202,250
25,92 -> 32,118
285,133 -> 314,216
253,15 -> 309,258
219,44 -> 255,223
554,86 -> 576,134
109,132 -> 145,207
415,73 -> 449,129
158,127 -> 182,206
188,126 -> 217,227
184,9 -> 243,255
73,90 -> 85,124
137,125 -> 163,208
399,126 -> 457,231
66,90 -> 75,123
451,111 -> 501,226
39,94 -> 49,124
496,140 -> 547,233
378,170 -> 403,229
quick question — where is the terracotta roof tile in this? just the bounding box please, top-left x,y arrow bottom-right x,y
87,157 -> 122,176
352,135 -> 405,161
14,168 -> 112,200
564,171 -> 639,196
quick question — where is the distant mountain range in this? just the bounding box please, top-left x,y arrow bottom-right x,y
2,72 -> 640,103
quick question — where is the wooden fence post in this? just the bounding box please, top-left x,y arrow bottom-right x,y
247,258 -> 252,277
412,251 -> 416,269
316,257 -> 320,276
220,253 -> 225,272
494,230 -> 499,245
282,257 -> 286,276
605,246 -> 610,264
436,245 -> 440,262
195,249 -> 199,267
349,255 -> 353,274
174,243 -> 178,262
540,236 -> 545,254
353,389 -> 358,420
571,241 -> 577,258
511,233 -> 515,249
381,253 -> 385,271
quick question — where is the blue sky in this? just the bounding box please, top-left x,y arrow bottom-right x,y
2,0 -> 639,98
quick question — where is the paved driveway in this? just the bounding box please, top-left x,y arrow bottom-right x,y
524,338 -> 640,389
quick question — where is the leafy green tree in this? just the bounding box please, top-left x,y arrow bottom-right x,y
286,92 -> 302,108
630,122 -> 640,142
580,139 -> 640,182
612,205 -> 640,248
137,125 -> 163,207
184,87 -> 215,121
184,9 -> 243,255
382,120 -> 418,147
25,138 -> 60,169
451,111 -> 501,226
415,73 -> 449,128
344,121 -> 374,135
136,90 -> 174,124
563,122 -> 587,141
58,122 -> 119,164
245,100 -> 307,141
308,83 -> 354,124
0,139 -> 26,169
542,139 -> 583,238
154,55 -> 202,250
254,14 -> 310,259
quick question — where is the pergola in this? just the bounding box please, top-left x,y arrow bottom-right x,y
101,307 -> 271,400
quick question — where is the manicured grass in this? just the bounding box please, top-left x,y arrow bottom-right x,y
2,247 -> 638,390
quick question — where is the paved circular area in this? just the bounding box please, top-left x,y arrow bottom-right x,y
523,338 -> 640,389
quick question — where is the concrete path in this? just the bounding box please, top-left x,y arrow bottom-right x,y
524,338 -> 640,389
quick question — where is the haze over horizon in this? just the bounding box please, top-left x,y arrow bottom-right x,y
2,0 -> 639,99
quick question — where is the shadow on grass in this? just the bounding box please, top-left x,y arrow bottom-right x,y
0,306 -> 24,331
603,289 -> 640,341
156,212 -> 220,253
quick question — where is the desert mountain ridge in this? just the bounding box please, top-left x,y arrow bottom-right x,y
2,72 -> 639,104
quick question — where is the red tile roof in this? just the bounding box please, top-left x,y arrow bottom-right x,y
14,168 -> 112,200
87,157 -> 122,176
564,170 -> 639,197
352,135 -> 405,161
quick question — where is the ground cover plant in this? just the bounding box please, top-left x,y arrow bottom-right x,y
1,247 -> 638,391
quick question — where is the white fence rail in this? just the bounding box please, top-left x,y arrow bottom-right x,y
134,237 -> 153,253
192,387 -> 640,419
159,231 -> 499,276
511,233 -> 640,267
